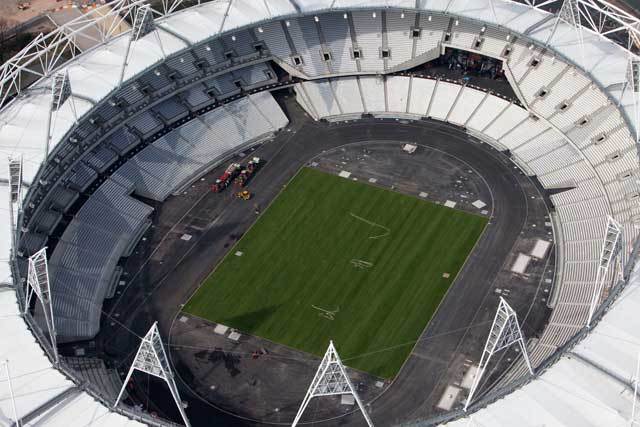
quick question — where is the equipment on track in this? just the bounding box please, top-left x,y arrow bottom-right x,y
211,163 -> 241,192
236,190 -> 252,200
235,157 -> 261,188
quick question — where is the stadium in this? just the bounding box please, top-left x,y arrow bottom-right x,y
1,0 -> 640,425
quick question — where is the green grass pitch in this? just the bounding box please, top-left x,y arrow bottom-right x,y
184,167 -> 488,378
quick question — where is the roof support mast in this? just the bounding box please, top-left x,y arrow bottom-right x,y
24,247 -> 58,364
115,322 -> 190,427
626,54 -> 640,144
8,156 -> 23,254
45,70 -> 76,160
464,297 -> 533,411
587,216 -> 622,327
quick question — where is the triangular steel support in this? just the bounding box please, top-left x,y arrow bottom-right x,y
8,155 -> 23,252
464,297 -> 532,411
292,341 -> 373,426
24,247 -> 58,364
8,156 -> 23,206
115,322 -> 190,427
627,55 -> 640,143
587,216 -> 623,327
46,69 -> 77,159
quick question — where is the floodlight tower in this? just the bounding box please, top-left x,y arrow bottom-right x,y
464,297 -> 533,411
115,322 -> 190,427
292,341 -> 373,426
45,69 -> 77,159
24,247 -> 58,364
587,216 -> 622,327
119,4 -> 165,86
8,155 -> 23,252
627,54 -> 640,144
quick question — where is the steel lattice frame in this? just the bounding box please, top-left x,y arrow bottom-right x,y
115,322 -> 190,427
587,215 -> 623,327
24,247 -> 58,364
7,155 -> 22,253
0,0 -> 199,107
1,0 -> 640,108
292,340 -> 373,426
464,297 -> 533,411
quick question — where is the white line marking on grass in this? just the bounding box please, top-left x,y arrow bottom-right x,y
350,259 -> 373,269
349,212 -> 391,239
312,305 -> 339,320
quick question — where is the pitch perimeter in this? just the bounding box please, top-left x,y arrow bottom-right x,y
184,167 -> 487,378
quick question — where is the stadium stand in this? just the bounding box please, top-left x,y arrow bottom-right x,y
351,10 -> 384,72
293,73 -> 637,371
318,13 -> 358,74
64,357 -> 123,401
43,177 -> 153,342
115,92 -> 287,201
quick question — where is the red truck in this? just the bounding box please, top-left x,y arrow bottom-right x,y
211,162 -> 240,192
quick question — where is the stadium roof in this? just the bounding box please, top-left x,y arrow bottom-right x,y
0,0 -> 639,425
443,261 -> 640,427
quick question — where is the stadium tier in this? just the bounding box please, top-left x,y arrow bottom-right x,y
0,0 -> 639,426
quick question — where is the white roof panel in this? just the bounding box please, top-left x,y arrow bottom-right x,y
296,0 -> 333,13
66,65 -> 115,103
123,32 -> 187,82
263,0 -> 298,16
26,393 -> 144,426
0,289 -> 74,421
223,0 -> 272,31
0,99 -> 50,183
157,9 -> 223,45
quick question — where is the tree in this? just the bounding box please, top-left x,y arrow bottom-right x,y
0,17 -> 19,64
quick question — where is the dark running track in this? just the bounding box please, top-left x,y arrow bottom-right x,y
98,99 -> 549,427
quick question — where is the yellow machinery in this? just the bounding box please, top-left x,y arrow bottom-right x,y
236,190 -> 251,200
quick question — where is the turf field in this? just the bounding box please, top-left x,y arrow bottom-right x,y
184,167 -> 487,378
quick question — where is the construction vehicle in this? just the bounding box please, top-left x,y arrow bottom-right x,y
234,157 -> 261,188
236,190 -> 251,200
211,162 -> 240,192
